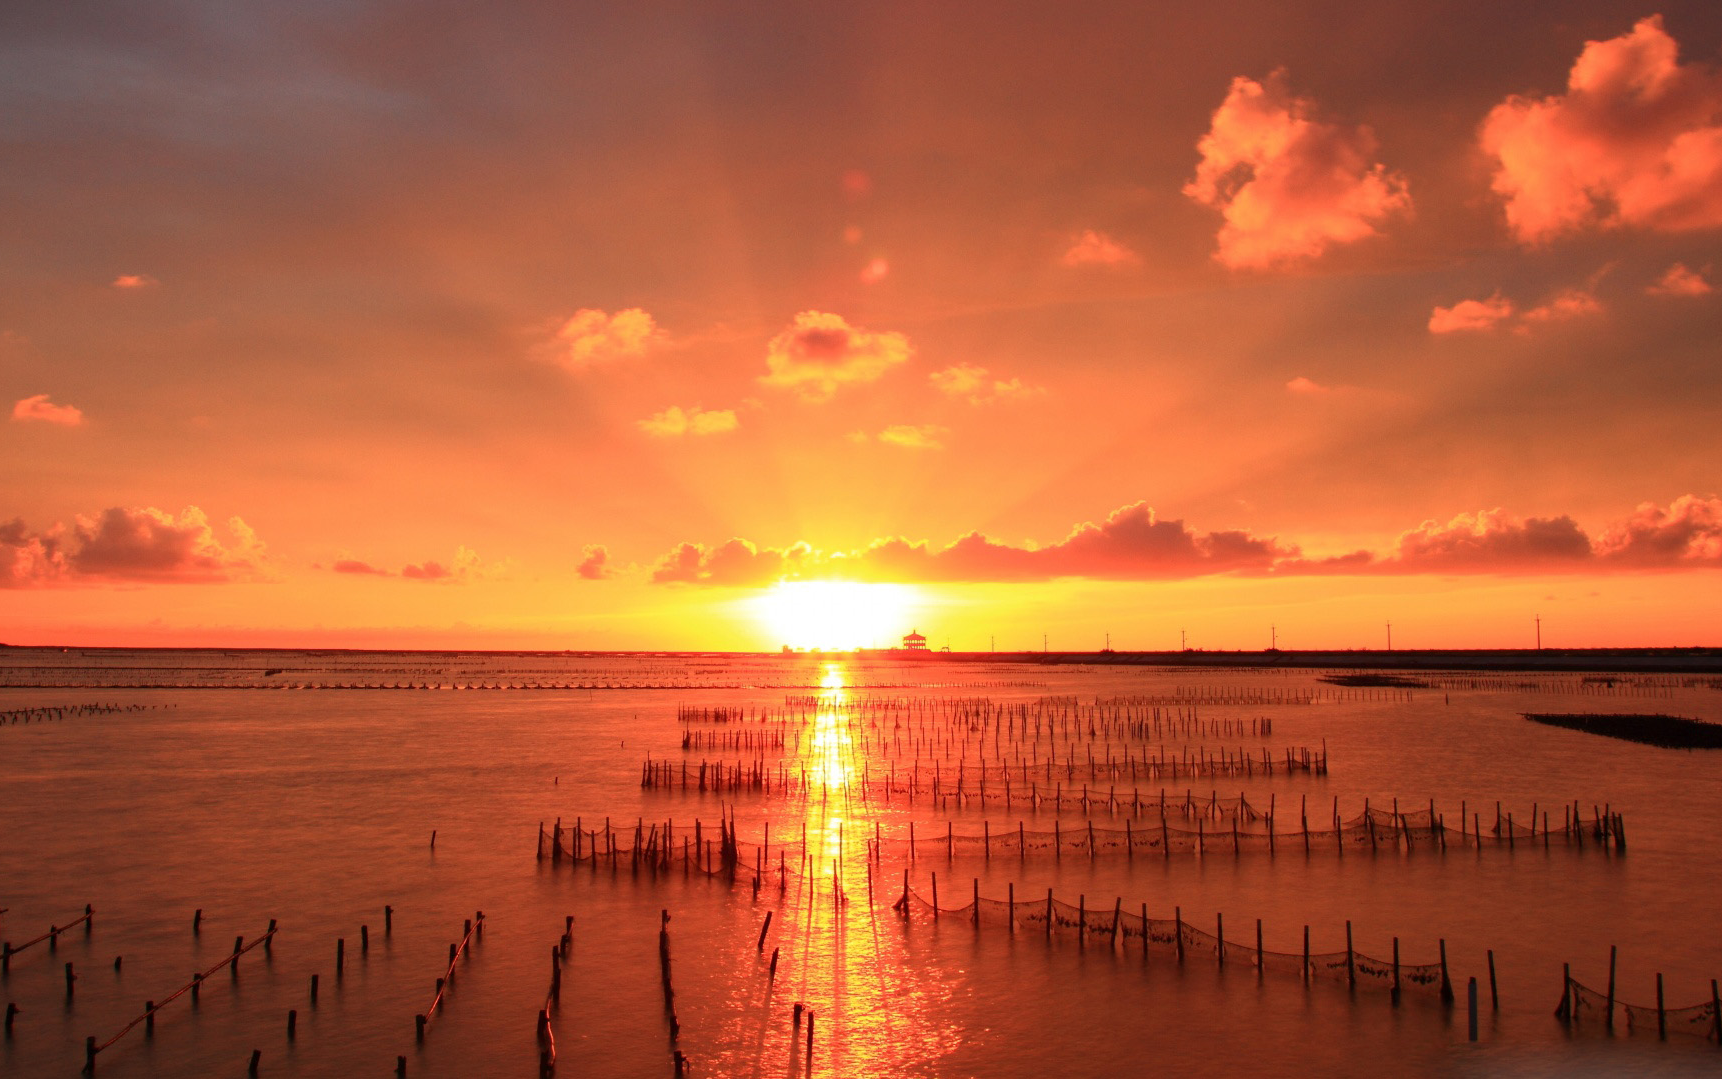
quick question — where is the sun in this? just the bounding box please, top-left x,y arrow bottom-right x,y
749,580 -> 920,651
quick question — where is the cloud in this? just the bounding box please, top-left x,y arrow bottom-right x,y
1520,288 -> 1603,323
577,544 -> 611,580
759,311 -> 911,402
111,274 -> 158,289
1060,229 -> 1138,267
651,538 -> 812,586
0,506 -> 269,585
650,503 -> 1291,586
1594,495 -> 1722,565
637,405 -> 738,437
544,308 -> 660,369
12,394 -> 85,426
332,559 -> 389,575
0,518 -> 68,588
1384,509 -> 1593,571
1285,376 -> 1331,395
1428,294 -> 1515,334
929,364 -> 1042,405
399,546 -> 498,583
1647,262 -> 1713,296
877,424 -> 950,450
644,496 -> 1722,587
1480,16 -> 1722,244
1184,72 -> 1410,269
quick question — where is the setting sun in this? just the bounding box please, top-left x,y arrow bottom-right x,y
748,580 -> 921,651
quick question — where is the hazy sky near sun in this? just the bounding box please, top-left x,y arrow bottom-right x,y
3,1 -> 1722,649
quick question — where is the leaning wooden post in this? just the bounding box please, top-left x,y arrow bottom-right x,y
1302,925 -> 1310,982
931,873 -> 938,920
1555,963 -> 1572,1023
1710,979 -> 1720,1045
1174,907 -> 1184,963
1488,949 -> 1498,1009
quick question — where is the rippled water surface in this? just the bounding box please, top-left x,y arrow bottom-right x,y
2,649 -> 1720,1077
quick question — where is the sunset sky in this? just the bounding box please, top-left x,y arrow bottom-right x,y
5,2 -> 1722,650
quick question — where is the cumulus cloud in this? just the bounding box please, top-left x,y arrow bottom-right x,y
1595,495 -> 1722,565
877,424 -> 950,450
12,394 -> 84,426
1481,16 -> 1722,244
1428,294 -> 1515,334
332,559 -> 388,575
0,507 -> 268,586
1,518 -> 68,587
929,364 -> 1042,405
1285,376 -> 1332,395
577,544 -> 611,580
545,308 -> 660,369
1061,229 -> 1138,267
1384,509 -> 1593,571
759,311 -> 911,402
1521,288 -> 1604,323
1185,72 -> 1410,269
649,503 -> 1291,586
1647,262 -> 1712,296
112,274 -> 158,289
644,496 -> 1722,587
637,405 -> 738,437
651,539 -> 812,586
398,546 -> 498,583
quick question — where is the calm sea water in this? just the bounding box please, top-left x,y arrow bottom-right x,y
1,650 -> 1719,1077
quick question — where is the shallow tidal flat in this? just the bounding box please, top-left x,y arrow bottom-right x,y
2,651 -> 1720,1077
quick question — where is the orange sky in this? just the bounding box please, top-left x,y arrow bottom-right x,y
4,4 -> 1722,650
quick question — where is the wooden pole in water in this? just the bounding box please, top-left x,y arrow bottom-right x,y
1439,939 -> 1454,1003
1488,950 -> 1498,1009
1606,945 -> 1617,1031
1345,921 -> 1355,989
1710,979 -> 1720,1045
1656,972 -> 1666,1039
1468,977 -> 1479,1041
1391,937 -> 1401,1005
1256,919 -> 1263,977
1302,925 -> 1310,982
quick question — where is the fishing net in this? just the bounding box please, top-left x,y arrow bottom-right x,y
1563,977 -> 1721,1040
901,887 -> 1451,998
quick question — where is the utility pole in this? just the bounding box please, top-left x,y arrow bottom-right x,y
990,635 -> 995,653
1180,628 -> 1187,651
1104,632 -> 1111,652
1270,624 -> 1276,650
1535,615 -> 1541,651
1043,633 -> 1048,653
1386,621 -> 1393,651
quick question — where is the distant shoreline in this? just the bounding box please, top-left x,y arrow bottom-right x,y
2,643 -> 1720,674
